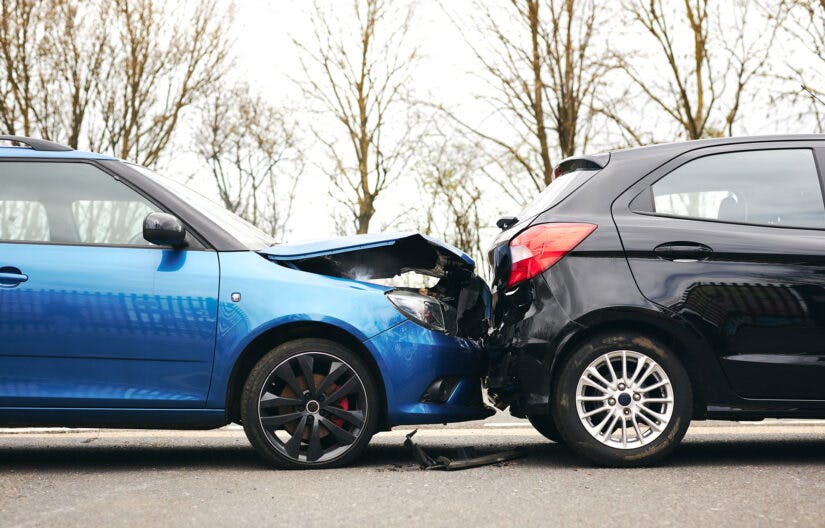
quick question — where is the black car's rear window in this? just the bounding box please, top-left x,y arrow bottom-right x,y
517,168 -> 599,220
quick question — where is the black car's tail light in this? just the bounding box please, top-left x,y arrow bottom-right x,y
507,223 -> 597,288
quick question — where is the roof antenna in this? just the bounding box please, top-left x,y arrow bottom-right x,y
801,84 -> 825,108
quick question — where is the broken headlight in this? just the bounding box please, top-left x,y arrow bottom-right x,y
386,290 -> 454,334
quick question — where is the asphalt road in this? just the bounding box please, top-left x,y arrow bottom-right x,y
2,420 -> 825,528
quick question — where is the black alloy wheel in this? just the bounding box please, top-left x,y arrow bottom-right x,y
242,339 -> 379,469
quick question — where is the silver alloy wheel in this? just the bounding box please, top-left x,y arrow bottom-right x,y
574,349 -> 674,449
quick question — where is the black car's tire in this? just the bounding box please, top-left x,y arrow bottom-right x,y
241,338 -> 380,469
528,414 -> 563,443
552,332 -> 692,467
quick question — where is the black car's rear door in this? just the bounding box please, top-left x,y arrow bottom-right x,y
612,141 -> 825,400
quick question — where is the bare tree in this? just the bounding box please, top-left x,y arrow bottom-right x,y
89,0 -> 232,167
618,0 -> 782,140
776,0 -> 825,131
418,133 -> 484,259
445,0 -> 612,203
0,0 -> 106,144
40,0 -> 111,148
0,0 -> 232,165
0,0 -> 40,138
294,0 -> 420,234
195,84 -> 303,241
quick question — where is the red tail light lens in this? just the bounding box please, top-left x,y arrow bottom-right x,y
507,223 -> 597,288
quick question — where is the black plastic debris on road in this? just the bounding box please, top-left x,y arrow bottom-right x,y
404,429 -> 525,470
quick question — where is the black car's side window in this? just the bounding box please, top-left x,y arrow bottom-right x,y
0,161 -> 158,246
648,149 -> 825,229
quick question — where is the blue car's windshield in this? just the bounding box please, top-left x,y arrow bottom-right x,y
128,163 -> 276,249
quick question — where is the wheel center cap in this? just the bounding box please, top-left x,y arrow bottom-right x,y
306,400 -> 320,414
617,393 -> 632,407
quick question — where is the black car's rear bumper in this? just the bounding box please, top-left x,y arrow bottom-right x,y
486,271 -> 582,417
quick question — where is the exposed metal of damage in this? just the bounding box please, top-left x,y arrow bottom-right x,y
262,233 -> 491,339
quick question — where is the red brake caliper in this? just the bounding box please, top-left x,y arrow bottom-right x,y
332,396 -> 350,428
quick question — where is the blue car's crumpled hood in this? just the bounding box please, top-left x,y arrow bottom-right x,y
260,232 -> 475,280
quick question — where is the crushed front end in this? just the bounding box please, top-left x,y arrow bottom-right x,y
261,232 -> 495,425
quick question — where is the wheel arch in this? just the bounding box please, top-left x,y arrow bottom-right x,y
224,321 -> 388,428
549,309 -> 720,419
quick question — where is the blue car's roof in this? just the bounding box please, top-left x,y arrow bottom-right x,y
0,146 -> 116,160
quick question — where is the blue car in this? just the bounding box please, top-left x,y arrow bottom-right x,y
0,136 -> 493,468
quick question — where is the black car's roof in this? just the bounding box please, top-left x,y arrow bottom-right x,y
539,133 -> 825,227
555,135 -> 825,187
609,133 -> 825,160
562,134 -> 825,195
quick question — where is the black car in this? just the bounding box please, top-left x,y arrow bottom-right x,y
487,135 -> 825,466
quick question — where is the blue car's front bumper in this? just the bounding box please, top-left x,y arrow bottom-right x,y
364,320 -> 494,426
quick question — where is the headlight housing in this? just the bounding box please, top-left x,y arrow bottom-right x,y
385,290 -> 455,334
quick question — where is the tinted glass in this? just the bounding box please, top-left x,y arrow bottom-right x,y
72,199 -> 154,244
0,200 -> 49,241
652,149 -> 825,229
128,163 -> 275,248
518,169 -> 599,220
0,162 -> 158,245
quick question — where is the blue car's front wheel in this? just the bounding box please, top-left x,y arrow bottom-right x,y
242,338 -> 379,469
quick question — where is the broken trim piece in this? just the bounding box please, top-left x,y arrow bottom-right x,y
404,430 -> 524,470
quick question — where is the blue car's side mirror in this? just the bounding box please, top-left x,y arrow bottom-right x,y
143,212 -> 187,248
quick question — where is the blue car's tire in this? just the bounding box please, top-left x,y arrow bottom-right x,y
241,338 -> 379,469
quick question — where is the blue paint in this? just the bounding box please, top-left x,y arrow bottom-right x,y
364,320 -> 489,424
0,247 -> 488,426
0,244 -> 218,408
0,148 -> 490,429
207,251 -> 406,410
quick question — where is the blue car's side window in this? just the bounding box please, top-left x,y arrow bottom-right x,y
1,162 -> 158,246
0,199 -> 49,242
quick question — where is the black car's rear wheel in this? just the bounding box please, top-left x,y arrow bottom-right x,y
241,339 -> 379,469
527,414 -> 562,443
552,332 -> 692,467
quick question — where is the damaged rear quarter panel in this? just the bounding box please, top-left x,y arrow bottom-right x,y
205,251 -> 407,409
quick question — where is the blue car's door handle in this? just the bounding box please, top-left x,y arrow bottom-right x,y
0,267 -> 28,287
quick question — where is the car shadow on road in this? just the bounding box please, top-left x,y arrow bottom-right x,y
667,437 -> 825,467
0,444 -> 265,471
519,437 -> 825,468
360,437 -> 825,470
2,436 -> 825,471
